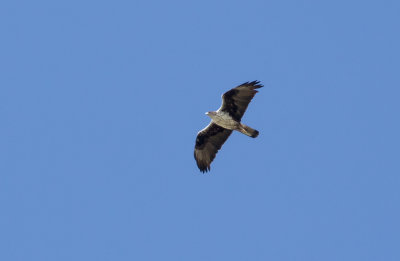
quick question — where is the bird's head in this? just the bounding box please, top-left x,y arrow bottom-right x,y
205,111 -> 216,118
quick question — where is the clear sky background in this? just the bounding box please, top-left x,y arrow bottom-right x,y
1,0 -> 399,260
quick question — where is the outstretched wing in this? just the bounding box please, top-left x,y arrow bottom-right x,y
219,80 -> 263,121
194,122 -> 232,173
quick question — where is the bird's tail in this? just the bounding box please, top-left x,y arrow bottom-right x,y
238,123 -> 259,138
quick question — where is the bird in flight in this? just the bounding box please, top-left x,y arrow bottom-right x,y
194,81 -> 263,173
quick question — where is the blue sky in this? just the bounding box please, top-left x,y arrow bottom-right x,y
1,0 -> 399,260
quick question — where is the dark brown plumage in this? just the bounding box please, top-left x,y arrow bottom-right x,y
221,81 -> 263,121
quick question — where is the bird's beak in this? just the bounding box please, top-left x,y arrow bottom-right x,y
205,112 -> 209,115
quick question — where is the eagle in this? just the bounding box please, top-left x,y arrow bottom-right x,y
194,80 -> 263,173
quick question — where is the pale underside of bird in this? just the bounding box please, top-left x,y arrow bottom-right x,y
194,81 -> 263,173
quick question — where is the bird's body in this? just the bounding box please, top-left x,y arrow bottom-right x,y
194,81 -> 263,173
206,110 -> 259,137
206,110 -> 239,130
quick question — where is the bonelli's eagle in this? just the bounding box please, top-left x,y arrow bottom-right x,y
194,81 -> 263,173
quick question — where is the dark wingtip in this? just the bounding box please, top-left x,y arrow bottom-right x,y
250,80 -> 263,89
240,80 -> 263,89
197,163 -> 210,173
200,166 -> 210,173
